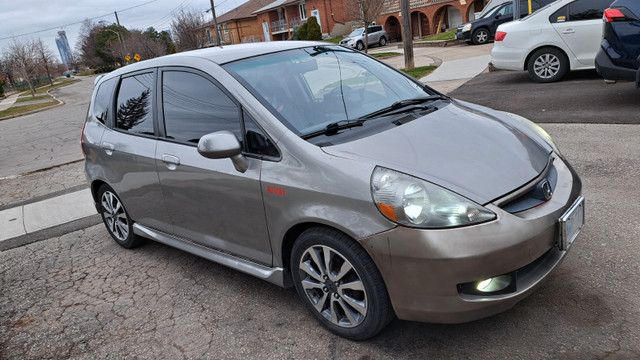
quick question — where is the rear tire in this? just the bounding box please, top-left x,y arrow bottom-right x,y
291,227 -> 394,340
527,47 -> 569,83
379,37 -> 387,46
98,184 -> 145,249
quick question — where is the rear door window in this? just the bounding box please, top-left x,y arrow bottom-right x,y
568,0 -> 613,21
115,72 -> 155,135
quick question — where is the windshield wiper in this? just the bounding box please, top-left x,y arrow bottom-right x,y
301,119 -> 366,140
362,94 -> 448,119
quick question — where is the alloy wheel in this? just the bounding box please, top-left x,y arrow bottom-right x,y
533,53 -> 561,79
101,190 -> 129,241
298,245 -> 368,328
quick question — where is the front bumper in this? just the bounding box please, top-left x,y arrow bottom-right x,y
359,155 -> 583,324
456,29 -> 471,41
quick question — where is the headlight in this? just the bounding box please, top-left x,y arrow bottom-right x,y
502,112 -> 562,155
371,167 -> 496,228
462,23 -> 472,32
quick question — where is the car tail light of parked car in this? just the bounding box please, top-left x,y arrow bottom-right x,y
603,7 -> 637,22
495,31 -> 507,41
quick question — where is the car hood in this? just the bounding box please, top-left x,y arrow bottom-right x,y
321,100 -> 553,204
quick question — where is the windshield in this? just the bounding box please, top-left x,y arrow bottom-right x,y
348,29 -> 364,37
224,46 -> 434,138
480,4 -> 503,18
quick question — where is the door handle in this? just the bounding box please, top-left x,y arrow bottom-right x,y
101,142 -> 115,155
562,29 -> 575,34
162,154 -> 180,170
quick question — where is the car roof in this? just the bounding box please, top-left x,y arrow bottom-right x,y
100,41 -> 327,83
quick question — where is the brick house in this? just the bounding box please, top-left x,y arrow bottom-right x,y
253,0 -> 356,40
201,0 -> 274,45
377,0 -> 488,41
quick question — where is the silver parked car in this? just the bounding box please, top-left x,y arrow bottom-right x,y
339,25 -> 388,50
82,41 -> 584,340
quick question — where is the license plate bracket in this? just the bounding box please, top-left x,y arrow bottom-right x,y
559,196 -> 585,251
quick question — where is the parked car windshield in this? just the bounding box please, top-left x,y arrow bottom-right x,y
348,29 -> 364,37
480,4 -> 503,18
224,46 -> 433,138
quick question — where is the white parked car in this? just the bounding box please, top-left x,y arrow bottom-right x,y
491,0 -> 615,82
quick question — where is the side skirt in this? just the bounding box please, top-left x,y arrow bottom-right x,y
133,223 -> 292,288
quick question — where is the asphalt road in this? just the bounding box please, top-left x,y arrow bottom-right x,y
2,77 -> 640,357
450,69 -> 640,124
0,77 -> 93,179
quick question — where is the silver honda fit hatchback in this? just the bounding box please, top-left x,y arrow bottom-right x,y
82,41 -> 584,340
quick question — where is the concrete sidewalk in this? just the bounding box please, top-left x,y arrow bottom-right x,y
0,93 -> 20,111
0,189 -> 96,242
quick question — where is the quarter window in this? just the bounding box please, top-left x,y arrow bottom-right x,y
162,71 -> 241,144
115,73 -> 155,135
244,112 -> 279,158
93,77 -> 117,124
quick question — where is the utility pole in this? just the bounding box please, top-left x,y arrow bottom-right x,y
114,11 -> 127,58
209,0 -> 223,48
401,0 -> 414,70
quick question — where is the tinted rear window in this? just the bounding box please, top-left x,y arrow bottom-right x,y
115,73 -> 155,135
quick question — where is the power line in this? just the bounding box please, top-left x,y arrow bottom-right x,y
0,0 -> 159,41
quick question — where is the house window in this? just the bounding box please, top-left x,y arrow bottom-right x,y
299,2 -> 307,19
223,23 -> 228,34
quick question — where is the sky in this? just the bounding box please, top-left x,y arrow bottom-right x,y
0,0 -> 250,63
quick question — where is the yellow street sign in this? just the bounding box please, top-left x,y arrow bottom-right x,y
134,54 -> 141,61
125,55 -> 131,61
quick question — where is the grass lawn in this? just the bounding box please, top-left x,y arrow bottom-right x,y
370,52 -> 402,59
0,100 -> 59,119
19,79 -> 80,96
420,29 -> 456,41
401,65 -> 438,79
15,94 -> 53,103
324,36 -> 344,44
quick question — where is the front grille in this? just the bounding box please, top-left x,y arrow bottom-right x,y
500,158 -> 558,213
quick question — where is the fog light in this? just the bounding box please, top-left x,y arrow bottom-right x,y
476,275 -> 512,293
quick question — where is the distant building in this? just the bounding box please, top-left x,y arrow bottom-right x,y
55,30 -> 73,68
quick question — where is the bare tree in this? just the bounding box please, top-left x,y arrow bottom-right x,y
346,0 -> 385,53
35,38 -> 55,86
112,30 -> 166,61
171,9 -> 206,52
76,19 -> 104,68
7,39 -> 39,96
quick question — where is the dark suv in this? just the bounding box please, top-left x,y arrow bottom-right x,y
595,0 -> 640,87
456,0 -> 551,45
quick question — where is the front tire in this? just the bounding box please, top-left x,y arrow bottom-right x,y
98,184 -> 144,248
356,41 -> 364,51
472,28 -> 489,45
291,227 -> 394,340
527,47 -> 568,83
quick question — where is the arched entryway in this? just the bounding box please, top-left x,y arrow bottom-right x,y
467,0 -> 487,21
411,11 -> 430,39
432,5 -> 463,32
384,16 -> 401,41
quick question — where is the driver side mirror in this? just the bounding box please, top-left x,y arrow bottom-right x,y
197,131 -> 248,173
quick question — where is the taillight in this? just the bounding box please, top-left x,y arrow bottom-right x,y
81,122 -> 87,158
495,32 -> 507,41
604,8 -> 626,22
